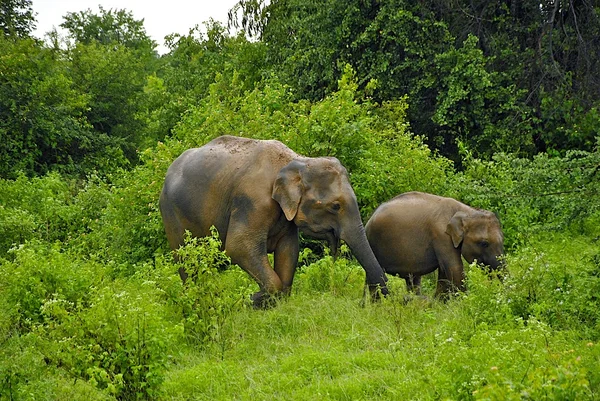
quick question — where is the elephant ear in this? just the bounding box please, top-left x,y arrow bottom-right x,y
272,160 -> 305,221
446,211 -> 468,248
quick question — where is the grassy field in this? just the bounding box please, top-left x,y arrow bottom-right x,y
3,230 -> 597,400
157,234 -> 600,400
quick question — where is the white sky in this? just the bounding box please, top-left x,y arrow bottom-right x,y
32,0 -> 241,53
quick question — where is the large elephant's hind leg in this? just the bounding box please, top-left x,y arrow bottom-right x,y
160,198 -> 188,281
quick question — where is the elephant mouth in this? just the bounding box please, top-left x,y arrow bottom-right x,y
299,227 -> 340,257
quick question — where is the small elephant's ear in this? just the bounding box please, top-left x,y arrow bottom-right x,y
272,160 -> 305,221
446,211 -> 468,248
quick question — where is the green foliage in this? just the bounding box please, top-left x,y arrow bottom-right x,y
503,236 -> 600,336
0,0 -> 35,38
239,0 -> 600,159
451,143 -> 600,249
60,6 -> 157,57
432,34 -> 532,157
0,333 -> 113,401
38,277 -> 178,400
74,142 -> 181,269
68,40 -> 148,163
144,22 -> 267,144
0,241 -> 103,333
175,67 -> 452,218
0,36 -> 96,177
294,245 -> 366,297
0,172 -> 110,254
171,229 -> 253,356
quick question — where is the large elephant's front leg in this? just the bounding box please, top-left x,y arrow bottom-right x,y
273,227 -> 299,296
225,224 -> 284,308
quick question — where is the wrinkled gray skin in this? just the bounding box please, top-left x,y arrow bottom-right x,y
365,192 -> 504,297
159,135 -> 388,308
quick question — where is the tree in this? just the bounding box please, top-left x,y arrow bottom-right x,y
67,41 -> 148,162
0,0 -> 35,38
60,6 -> 160,163
137,21 -> 267,144
234,0 -> 600,160
61,6 -> 157,59
0,36 -> 127,178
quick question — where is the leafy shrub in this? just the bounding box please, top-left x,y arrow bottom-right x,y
0,172 -> 112,256
171,229 -> 253,356
294,245 -> 366,297
0,241 -> 103,333
38,278 -> 179,400
74,141 -> 183,270
460,263 -> 515,329
0,332 -> 113,401
474,345 -> 597,400
0,172 -> 75,254
503,235 -> 600,335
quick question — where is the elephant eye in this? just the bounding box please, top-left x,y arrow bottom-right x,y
329,202 -> 341,212
479,240 -> 490,248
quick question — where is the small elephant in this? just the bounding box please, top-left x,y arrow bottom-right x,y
365,191 -> 504,297
159,135 -> 388,307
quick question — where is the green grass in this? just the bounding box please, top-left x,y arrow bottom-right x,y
160,293 -> 598,400
158,233 -> 600,400
1,232 -> 599,400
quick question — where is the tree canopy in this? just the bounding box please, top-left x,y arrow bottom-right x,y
0,0 -> 35,37
232,0 -> 600,160
0,0 -> 599,174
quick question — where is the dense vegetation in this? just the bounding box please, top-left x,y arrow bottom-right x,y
1,0 -> 599,399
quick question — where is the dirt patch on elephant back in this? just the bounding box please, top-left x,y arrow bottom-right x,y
213,135 -> 255,155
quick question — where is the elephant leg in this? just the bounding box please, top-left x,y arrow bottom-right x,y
433,244 -> 465,298
435,264 -> 465,298
160,206 -> 188,281
273,228 -> 299,296
405,274 -> 422,295
225,230 -> 283,308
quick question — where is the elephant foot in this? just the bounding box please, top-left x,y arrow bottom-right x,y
251,291 -> 280,309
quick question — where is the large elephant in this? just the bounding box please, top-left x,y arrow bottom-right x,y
365,192 -> 504,297
159,135 -> 388,307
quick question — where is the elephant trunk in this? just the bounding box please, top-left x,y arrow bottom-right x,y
340,220 -> 389,297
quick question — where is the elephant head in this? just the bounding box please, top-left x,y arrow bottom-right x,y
446,210 -> 504,270
272,157 -> 388,295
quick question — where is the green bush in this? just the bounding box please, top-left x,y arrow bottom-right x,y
74,141 -> 183,270
0,241 -> 104,333
503,235 -> 600,335
0,172 -> 75,253
294,245 -> 366,297
0,332 -> 114,401
474,345 -> 597,400
0,172 -> 112,256
451,141 -> 600,249
38,277 -> 179,400
169,229 -> 253,356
